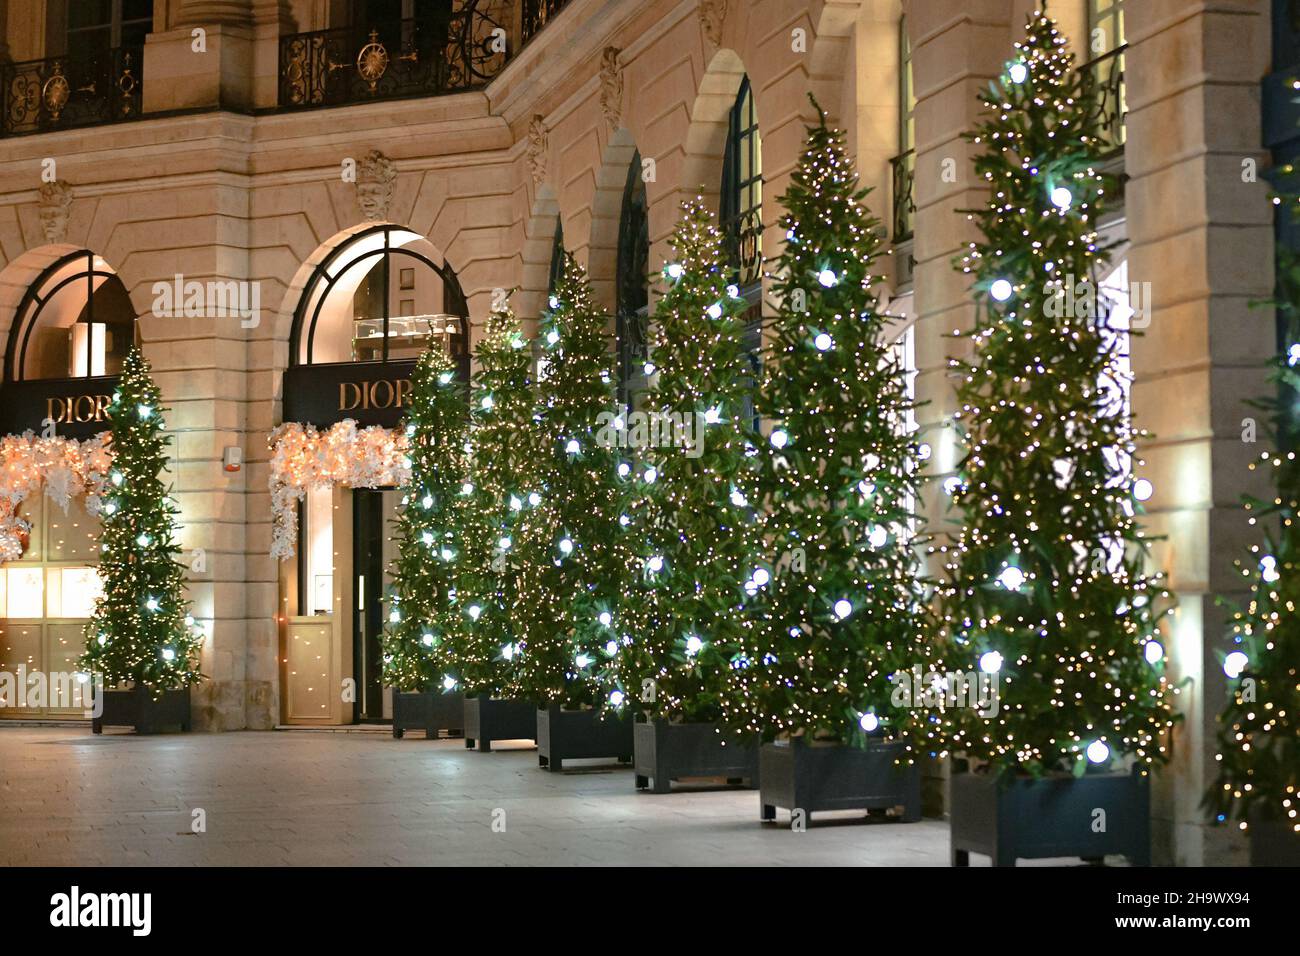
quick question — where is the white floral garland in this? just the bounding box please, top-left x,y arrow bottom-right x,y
0,432 -> 113,562
268,419 -> 411,560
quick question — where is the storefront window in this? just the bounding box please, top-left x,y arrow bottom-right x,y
291,225 -> 468,367
5,250 -> 135,383
0,494 -> 101,716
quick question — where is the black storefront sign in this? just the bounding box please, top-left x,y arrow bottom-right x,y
0,375 -> 119,440
282,360 -> 419,429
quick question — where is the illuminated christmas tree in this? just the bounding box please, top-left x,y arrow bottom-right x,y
612,198 -> 762,721
1210,200 -> 1300,835
935,11 -> 1178,776
724,107 -> 931,747
460,299 -> 540,695
381,345 -> 472,694
80,345 -> 203,691
511,254 -> 628,708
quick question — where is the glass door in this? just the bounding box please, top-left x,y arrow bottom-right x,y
351,487 -> 400,722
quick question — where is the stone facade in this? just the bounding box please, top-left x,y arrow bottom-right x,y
0,0 -> 1279,865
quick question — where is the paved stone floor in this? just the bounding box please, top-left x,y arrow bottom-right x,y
0,725 -> 957,866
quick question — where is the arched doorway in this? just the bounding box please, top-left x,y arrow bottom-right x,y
277,224 -> 469,726
0,249 -> 133,718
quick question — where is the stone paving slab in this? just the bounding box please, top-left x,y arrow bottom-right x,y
0,726 -> 965,866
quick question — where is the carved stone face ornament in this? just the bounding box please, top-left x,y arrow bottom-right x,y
38,180 -> 73,244
355,149 -> 397,222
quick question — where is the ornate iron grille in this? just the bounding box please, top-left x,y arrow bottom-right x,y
278,4 -> 509,109
521,0 -> 572,46
1081,43 -> 1127,153
1,47 -> 143,137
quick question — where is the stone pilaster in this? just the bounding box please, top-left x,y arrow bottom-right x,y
1124,0 -> 1273,866
142,0 -> 255,112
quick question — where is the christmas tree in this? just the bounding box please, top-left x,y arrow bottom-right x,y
612,198 -> 762,722
723,107 -> 931,748
511,254 -> 627,708
459,297 -> 540,696
935,11 -> 1179,776
1209,181 -> 1300,834
381,344 -> 473,694
80,345 -> 203,691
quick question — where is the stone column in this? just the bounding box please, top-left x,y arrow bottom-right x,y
142,0 -> 255,112
1125,0 -> 1274,866
251,0 -> 296,110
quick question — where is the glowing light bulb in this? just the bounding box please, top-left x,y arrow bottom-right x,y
422,633 -> 434,647
136,533 -> 150,547
546,329 -> 560,345
726,284 -> 740,298
438,372 -> 453,385
990,279 -> 1014,302
481,394 -> 494,410
501,643 -> 514,660
605,640 -> 618,656
868,526 -> 888,548
389,609 -> 401,623
706,303 -> 723,319
979,651 -> 1003,674
859,712 -> 879,733
1050,186 -> 1073,210
441,547 -> 455,561
575,653 -> 592,669
609,689 -> 626,707
137,404 -> 152,419
111,471 -> 124,486
1008,61 -> 1028,84
528,492 -> 541,506
1289,344 -> 1300,367
558,537 -> 574,555
509,495 -> 522,511
770,429 -> 788,449
644,362 -> 656,376
833,599 -> 852,620
685,635 -> 703,657
943,476 -> 963,496
1261,555 -> 1280,584
817,269 -> 837,287
467,604 -> 482,621
730,490 -> 748,507
161,648 -> 175,662
752,568 -> 770,587
997,566 -> 1026,590
647,555 -> 664,573
814,333 -> 833,351
665,263 -> 684,280
1133,478 -> 1153,502
421,495 -> 433,509
145,597 -> 159,611
548,295 -> 560,309
442,675 -> 458,691
704,407 -> 721,424
643,467 -> 658,484
462,482 -> 474,495
618,462 -> 631,478
1086,740 -> 1111,764
1144,640 -> 1164,665
565,439 -> 580,454
1224,651 -> 1249,679
599,612 -> 612,627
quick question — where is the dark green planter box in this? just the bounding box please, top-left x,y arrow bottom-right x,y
536,703 -> 633,772
464,697 -> 537,751
634,719 -> 758,793
950,767 -> 1150,866
92,686 -> 191,735
392,690 -> 463,739
760,739 -> 921,826
1250,808 -> 1300,866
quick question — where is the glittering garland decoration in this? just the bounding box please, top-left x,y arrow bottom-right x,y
0,431 -> 113,562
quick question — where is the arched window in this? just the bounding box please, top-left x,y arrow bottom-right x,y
547,216 -> 565,297
616,153 -> 650,408
290,224 -> 468,375
1086,0 -> 1127,152
721,76 -> 763,410
4,250 -> 135,384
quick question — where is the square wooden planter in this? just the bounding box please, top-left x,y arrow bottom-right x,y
1249,808 -> 1300,866
392,690 -> 464,739
464,697 -> 537,751
536,703 -> 633,772
634,719 -> 759,793
91,686 -> 191,735
949,768 -> 1150,866
759,739 -> 921,826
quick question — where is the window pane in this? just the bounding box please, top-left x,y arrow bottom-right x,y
123,0 -> 155,22
6,568 -> 45,619
68,1 -> 112,30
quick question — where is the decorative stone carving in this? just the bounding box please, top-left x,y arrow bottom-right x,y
38,180 -> 73,244
699,0 -> 726,48
599,47 -> 623,132
527,114 -> 549,187
355,149 -> 396,222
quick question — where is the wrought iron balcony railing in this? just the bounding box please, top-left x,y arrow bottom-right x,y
890,148 -> 916,244
279,4 -> 509,110
521,0 -> 573,47
1081,43 -> 1127,154
1,47 -> 143,137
